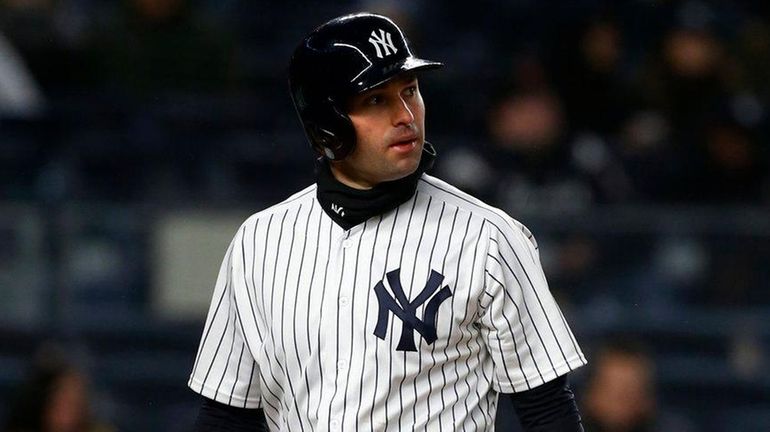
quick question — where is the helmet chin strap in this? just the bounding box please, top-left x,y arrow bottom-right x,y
423,140 -> 437,157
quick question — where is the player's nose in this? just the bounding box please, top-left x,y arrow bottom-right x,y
391,97 -> 415,127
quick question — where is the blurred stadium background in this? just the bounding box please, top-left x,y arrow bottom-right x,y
1,0 -> 769,430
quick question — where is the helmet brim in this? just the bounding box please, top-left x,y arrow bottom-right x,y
352,57 -> 443,94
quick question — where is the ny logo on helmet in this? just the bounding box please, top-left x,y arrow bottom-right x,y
368,29 -> 398,58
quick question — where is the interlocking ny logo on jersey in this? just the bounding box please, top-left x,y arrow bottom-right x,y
368,29 -> 398,58
373,269 -> 452,352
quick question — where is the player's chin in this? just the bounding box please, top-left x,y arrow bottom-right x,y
389,155 -> 422,179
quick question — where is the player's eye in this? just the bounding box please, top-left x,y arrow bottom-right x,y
404,86 -> 417,97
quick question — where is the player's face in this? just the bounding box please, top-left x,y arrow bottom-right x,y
331,74 -> 425,189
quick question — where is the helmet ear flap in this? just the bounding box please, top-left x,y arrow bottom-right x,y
305,98 -> 356,160
307,123 -> 344,160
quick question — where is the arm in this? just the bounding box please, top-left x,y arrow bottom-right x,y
479,220 -> 587,431
194,397 -> 269,432
189,223 -> 264,422
507,375 -> 584,432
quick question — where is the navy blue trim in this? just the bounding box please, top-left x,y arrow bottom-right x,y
194,397 -> 268,432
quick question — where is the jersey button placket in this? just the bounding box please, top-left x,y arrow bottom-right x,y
328,229 -> 355,427
330,418 -> 341,431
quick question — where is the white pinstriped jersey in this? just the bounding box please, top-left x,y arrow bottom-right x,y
189,174 -> 586,431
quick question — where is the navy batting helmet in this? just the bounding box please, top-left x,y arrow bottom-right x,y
289,13 -> 443,160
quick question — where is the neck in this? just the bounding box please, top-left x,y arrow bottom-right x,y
328,165 -> 375,190
314,143 -> 436,230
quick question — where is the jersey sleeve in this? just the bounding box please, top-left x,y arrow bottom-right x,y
189,224 -> 262,408
479,218 -> 586,394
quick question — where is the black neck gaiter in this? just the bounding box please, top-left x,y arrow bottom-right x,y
316,143 -> 436,230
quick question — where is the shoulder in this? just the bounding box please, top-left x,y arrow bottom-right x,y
418,174 -> 538,250
238,183 -> 317,232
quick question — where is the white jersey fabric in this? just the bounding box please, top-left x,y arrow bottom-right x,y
189,174 -> 586,431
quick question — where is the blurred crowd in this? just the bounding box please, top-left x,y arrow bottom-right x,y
1,0 -> 769,206
3,344 -> 114,432
579,340 -> 696,432
430,0 -> 770,210
2,0 -> 770,430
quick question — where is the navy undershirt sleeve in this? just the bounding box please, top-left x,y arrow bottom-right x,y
193,397 -> 268,432
507,375 -> 584,432
193,376 -> 581,432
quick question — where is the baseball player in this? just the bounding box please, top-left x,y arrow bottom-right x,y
190,12 -> 587,432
